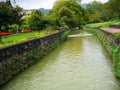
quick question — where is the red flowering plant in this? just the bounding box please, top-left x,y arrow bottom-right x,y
0,32 -> 14,36
21,30 -> 32,33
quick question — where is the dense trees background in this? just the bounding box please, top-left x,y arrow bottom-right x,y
26,10 -> 43,31
0,0 -> 120,39
105,0 -> 120,20
85,1 -> 106,23
85,0 -> 120,23
51,0 -> 83,29
50,0 -> 120,27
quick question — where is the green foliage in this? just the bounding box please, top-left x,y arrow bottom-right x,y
53,18 -> 61,29
85,1 -> 107,23
0,30 -> 58,48
0,45 -> 44,86
83,26 -> 120,79
61,31 -> 70,42
84,0 -> 120,23
52,0 -> 83,29
59,6 -> 74,18
0,1 -> 22,43
111,46 -> 120,78
42,16 -> 54,29
26,10 -> 43,31
52,42 -> 59,50
115,33 -> 120,38
8,24 -> 18,32
105,0 -> 120,20
88,11 -> 100,23
0,31 -> 65,86
61,22 -> 68,29
86,20 -> 120,28
0,1 -> 22,29
25,10 -> 55,31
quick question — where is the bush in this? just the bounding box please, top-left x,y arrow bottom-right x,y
61,30 -> 70,42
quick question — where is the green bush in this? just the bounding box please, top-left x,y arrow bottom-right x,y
115,33 -> 120,39
61,31 -> 70,42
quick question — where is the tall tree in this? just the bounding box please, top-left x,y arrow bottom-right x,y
59,6 -> 77,28
105,0 -> 120,20
52,0 -> 83,29
0,1 -> 22,43
26,10 -> 43,31
85,1 -> 106,23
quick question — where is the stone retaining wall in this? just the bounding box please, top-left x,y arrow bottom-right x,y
0,30 -> 65,86
84,26 -> 120,78
109,25 -> 120,29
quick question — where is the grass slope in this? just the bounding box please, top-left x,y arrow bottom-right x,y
0,30 -> 58,48
86,20 -> 120,28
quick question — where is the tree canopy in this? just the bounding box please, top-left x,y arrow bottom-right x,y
26,10 -> 43,30
105,0 -> 120,20
85,1 -> 106,23
51,0 -> 83,29
0,0 -> 22,43
0,1 -> 22,30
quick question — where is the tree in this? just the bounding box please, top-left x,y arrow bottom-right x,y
42,14 -> 54,29
105,0 -> 120,20
52,0 -> 83,29
88,10 -> 100,23
6,0 -> 12,6
26,10 -> 43,31
59,6 -> 77,29
0,1 -> 22,43
85,1 -> 106,23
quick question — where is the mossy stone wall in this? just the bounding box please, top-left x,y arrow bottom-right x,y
0,30 -> 65,86
84,27 -> 120,79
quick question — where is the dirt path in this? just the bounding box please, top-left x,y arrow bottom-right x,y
100,28 -> 120,34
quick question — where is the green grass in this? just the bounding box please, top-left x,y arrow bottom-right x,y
86,20 -> 120,28
0,30 -> 58,48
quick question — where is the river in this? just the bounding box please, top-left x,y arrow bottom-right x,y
1,31 -> 120,90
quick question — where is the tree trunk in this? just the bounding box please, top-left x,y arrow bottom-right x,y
79,25 -> 81,29
17,25 -> 19,34
0,35 -> 2,44
0,29 -> 2,43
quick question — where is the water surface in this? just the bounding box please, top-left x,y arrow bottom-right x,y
1,31 -> 120,90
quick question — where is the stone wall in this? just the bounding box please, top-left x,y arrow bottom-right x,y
97,29 -> 120,79
84,27 -> 120,79
0,30 -> 65,86
109,25 -> 120,29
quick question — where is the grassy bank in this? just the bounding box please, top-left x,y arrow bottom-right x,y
86,20 -> 120,28
0,30 -> 58,48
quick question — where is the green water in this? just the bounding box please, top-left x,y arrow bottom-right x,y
1,32 -> 120,90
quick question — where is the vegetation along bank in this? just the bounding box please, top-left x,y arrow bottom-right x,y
0,30 -> 69,87
1,0 -> 120,86
83,26 -> 120,79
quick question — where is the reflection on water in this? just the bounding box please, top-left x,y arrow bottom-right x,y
1,31 -> 120,90
68,32 -> 93,37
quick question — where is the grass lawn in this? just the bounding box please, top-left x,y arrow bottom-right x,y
0,30 -> 58,48
86,20 -> 120,28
